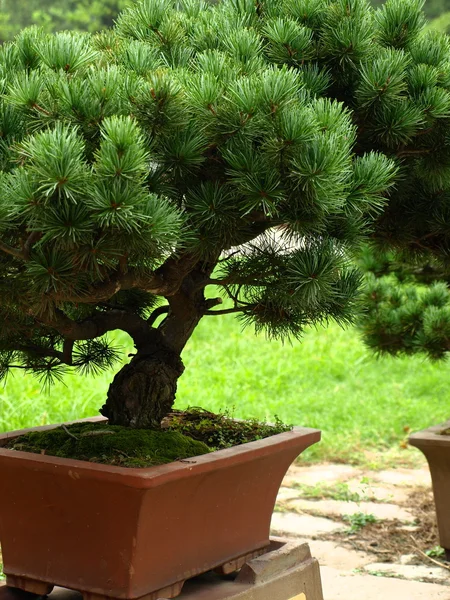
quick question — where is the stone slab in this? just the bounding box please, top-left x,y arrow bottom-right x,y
288,498 -> 414,522
304,540 -> 371,571
364,562 -> 450,585
284,465 -> 361,487
344,479 -> 410,504
320,566 -> 450,600
271,513 -> 346,537
277,487 -> 301,502
370,468 -> 431,488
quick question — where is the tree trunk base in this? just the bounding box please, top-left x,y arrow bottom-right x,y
100,345 -> 184,429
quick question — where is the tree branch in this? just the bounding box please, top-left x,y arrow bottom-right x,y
49,270 -> 161,304
147,305 -> 170,327
207,277 -> 269,288
23,231 -> 43,259
205,306 -> 254,316
0,231 -> 42,261
204,297 -> 223,310
0,240 -> 25,260
396,149 -> 432,158
63,339 -> 74,365
38,309 -> 151,351
49,254 -> 200,304
12,343 -> 65,363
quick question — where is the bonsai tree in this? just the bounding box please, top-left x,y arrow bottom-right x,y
0,0 -> 447,431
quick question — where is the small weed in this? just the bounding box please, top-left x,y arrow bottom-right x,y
425,546 -> 445,558
365,570 -> 385,577
273,503 -> 290,513
330,483 -> 363,502
344,512 -> 378,533
291,482 -> 362,503
365,569 -> 403,580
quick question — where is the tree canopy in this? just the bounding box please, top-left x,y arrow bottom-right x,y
1,0 -> 450,424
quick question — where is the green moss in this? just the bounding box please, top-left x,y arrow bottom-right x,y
5,409 -> 292,467
6,422 -> 211,468
165,408 -> 292,450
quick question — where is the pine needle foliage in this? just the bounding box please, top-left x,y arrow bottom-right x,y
361,270 -> 450,360
359,246 -> 450,360
0,0 -> 447,405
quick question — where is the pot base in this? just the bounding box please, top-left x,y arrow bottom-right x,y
5,548 -> 270,600
5,577 -> 54,597
3,539 -> 324,600
4,578 -> 184,600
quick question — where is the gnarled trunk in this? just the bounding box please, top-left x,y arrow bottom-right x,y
101,260 -> 218,429
100,344 -> 184,429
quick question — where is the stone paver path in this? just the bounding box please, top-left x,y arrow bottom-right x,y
271,462 -> 450,600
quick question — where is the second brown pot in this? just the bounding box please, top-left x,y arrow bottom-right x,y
409,419 -> 450,560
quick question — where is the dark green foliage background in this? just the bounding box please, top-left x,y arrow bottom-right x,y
0,0 -> 131,41
0,0 -> 448,42
371,0 -> 450,20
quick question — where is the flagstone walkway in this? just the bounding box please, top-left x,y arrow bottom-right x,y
271,462 -> 450,600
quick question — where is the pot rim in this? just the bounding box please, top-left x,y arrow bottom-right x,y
409,419 -> 450,449
0,419 -> 321,488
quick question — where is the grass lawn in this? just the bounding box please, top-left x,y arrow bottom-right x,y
0,314 -> 449,466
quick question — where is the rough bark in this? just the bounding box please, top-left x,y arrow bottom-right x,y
100,343 -> 184,429
100,259 -> 219,428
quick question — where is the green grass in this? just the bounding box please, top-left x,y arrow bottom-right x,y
0,314 -> 449,465
290,482 -> 364,503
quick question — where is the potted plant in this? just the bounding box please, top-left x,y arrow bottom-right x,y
409,422 -> 450,561
360,268 -> 450,560
0,0 -> 446,596
343,0 -> 450,563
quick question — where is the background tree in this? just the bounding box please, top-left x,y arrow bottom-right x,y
359,247 -> 450,360
0,0 -> 131,41
371,0 -> 450,20
1,0 -> 448,429
351,2 -> 450,363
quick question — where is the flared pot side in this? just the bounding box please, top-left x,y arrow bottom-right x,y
0,423 -> 320,600
409,420 -> 450,556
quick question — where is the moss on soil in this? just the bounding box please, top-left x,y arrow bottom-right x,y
6,422 -> 211,468
164,407 -> 292,449
5,408 -> 292,468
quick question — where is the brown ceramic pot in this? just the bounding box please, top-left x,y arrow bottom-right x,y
409,420 -> 450,560
0,420 -> 320,600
